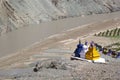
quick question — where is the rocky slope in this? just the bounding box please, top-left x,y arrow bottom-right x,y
0,58 -> 120,80
0,0 -> 120,35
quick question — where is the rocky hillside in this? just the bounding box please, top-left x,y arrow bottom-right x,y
0,0 -> 120,35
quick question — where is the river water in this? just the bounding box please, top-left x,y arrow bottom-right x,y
0,11 -> 120,58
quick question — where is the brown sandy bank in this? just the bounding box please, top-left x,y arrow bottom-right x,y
0,19 -> 120,69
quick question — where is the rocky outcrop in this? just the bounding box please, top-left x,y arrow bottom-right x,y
0,0 -> 120,35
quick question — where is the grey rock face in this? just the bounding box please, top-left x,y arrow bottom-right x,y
0,0 -> 120,35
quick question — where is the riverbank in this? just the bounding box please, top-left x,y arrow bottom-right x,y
0,11 -> 120,58
0,18 -> 120,69
0,13 -> 120,80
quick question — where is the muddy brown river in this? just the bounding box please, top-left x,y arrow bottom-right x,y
0,11 -> 120,58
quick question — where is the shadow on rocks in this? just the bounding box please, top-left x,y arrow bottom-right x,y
33,59 -> 68,72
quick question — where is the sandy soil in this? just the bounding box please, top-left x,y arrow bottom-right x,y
0,19 -> 120,68
0,19 -> 120,80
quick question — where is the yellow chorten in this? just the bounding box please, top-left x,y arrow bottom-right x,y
85,46 -> 100,60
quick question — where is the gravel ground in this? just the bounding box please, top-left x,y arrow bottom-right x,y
0,57 -> 120,80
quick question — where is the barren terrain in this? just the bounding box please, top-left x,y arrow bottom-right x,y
0,18 -> 120,80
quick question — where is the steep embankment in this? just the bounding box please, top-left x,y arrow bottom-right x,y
0,0 -> 120,35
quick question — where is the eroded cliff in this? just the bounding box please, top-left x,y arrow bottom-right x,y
0,0 -> 120,35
